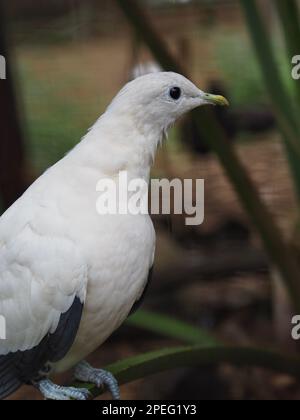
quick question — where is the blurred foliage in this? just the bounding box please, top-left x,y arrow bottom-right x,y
274,0 -> 300,108
240,0 -> 300,200
127,310 -> 219,345
18,59 -> 105,172
215,33 -> 293,107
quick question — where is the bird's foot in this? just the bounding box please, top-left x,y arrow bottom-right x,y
36,379 -> 91,400
74,360 -> 120,400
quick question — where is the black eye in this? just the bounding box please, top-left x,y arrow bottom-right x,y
169,87 -> 181,100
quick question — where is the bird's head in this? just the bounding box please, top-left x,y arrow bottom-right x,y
107,72 -> 229,138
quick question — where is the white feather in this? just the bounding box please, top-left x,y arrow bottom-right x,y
0,72 -> 207,371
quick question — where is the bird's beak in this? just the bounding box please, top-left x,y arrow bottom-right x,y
201,92 -> 230,107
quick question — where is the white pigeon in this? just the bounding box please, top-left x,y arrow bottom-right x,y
0,72 -> 228,400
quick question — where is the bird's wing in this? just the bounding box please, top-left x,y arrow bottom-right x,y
0,297 -> 83,399
0,194 -> 88,397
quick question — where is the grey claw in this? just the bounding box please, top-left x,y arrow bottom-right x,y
65,386 -> 91,400
74,361 -> 121,400
37,379 -> 90,401
95,371 -> 120,400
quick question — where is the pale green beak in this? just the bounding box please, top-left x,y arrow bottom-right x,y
203,93 -> 230,107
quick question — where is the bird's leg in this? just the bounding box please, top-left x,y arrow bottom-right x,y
74,360 -> 120,400
34,378 -> 91,401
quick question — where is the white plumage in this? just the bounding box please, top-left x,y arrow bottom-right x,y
0,72 -> 228,399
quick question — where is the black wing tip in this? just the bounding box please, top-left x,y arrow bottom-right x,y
0,354 -> 22,399
0,296 -> 84,400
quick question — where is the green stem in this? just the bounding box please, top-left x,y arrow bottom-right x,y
274,0 -> 300,104
74,345 -> 300,398
240,0 -> 300,200
116,0 -> 184,74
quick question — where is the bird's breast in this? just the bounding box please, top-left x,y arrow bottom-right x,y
53,213 -> 155,373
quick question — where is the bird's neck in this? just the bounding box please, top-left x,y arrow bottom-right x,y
70,111 -> 163,183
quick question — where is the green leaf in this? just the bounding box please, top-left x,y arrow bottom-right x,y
240,0 -> 300,200
127,310 -> 219,346
75,345 -> 300,399
274,0 -> 300,105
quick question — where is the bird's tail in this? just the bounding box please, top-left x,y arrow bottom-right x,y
0,353 -> 22,399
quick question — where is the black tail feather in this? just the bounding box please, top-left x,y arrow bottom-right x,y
0,354 -> 22,399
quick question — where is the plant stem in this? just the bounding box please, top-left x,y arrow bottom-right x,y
74,345 -> 300,398
240,0 -> 300,200
274,0 -> 300,105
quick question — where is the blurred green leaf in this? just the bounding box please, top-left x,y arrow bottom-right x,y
240,0 -> 300,200
274,0 -> 300,105
127,310 -> 219,345
214,33 -> 293,107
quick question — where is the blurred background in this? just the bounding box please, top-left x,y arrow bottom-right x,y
1,0 -> 300,400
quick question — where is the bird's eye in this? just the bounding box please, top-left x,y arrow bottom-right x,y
169,87 -> 181,100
